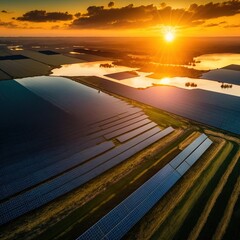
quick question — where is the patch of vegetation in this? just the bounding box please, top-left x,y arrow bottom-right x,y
197,147 -> 240,240
223,195 -> 240,240
146,66 -> 205,79
185,82 -> 197,87
150,141 -> 233,240
143,106 -> 189,129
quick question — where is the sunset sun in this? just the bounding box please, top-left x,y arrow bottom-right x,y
165,31 -> 175,42
163,27 -> 176,42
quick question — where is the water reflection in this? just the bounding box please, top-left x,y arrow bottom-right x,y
51,61 -> 240,97
194,53 -> 240,70
69,51 -> 83,55
111,75 -> 240,97
51,61 -> 136,77
8,45 -> 23,51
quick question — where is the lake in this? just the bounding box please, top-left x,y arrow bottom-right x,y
51,60 -> 240,97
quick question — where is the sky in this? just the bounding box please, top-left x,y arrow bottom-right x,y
0,0 -> 239,37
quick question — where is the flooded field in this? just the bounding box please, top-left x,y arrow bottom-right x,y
51,61 -> 240,97
193,53 -> 240,70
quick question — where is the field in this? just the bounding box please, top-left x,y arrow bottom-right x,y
0,80 -> 239,239
0,38 -> 239,239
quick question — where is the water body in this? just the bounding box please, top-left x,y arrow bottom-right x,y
51,61 -> 136,77
193,53 -> 240,70
51,61 -> 240,97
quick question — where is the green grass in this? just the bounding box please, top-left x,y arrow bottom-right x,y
150,141 -> 233,240
143,106 -> 189,129
223,195 -> 240,240
197,143 -> 240,240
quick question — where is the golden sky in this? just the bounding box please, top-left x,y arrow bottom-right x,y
0,0 -> 239,37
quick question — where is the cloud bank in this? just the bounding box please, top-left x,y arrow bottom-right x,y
17,10 -> 73,22
10,1 -> 240,31
70,0 -> 240,29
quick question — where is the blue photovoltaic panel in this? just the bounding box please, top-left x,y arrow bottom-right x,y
104,119 -> 151,140
87,115 -> 149,139
123,164 -> 174,210
118,108 -> 142,118
89,108 -> 142,128
95,164 -> 174,235
0,132 -> 212,230
176,161 -> 190,176
97,204 -> 129,234
185,138 -> 213,166
106,172 -> 181,240
0,135 -> 105,184
170,134 -> 207,169
0,126 -> 170,225
78,171 -> 181,240
0,141 -> 115,200
117,122 -> 158,143
76,136 -> 212,240
99,112 -> 144,129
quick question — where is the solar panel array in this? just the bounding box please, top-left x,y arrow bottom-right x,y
77,134 -> 212,240
0,91 -> 174,226
86,76 -> 240,135
0,141 -> 115,200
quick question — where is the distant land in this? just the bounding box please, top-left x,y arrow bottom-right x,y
0,36 -> 239,240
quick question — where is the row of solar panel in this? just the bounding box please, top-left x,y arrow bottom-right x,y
0,127 -> 164,214
0,110 -> 146,182
0,107 -> 141,169
82,108 -> 143,136
0,141 -> 115,200
77,134 -> 212,240
0,136 -> 105,183
0,126 -> 174,225
0,128 -> 172,220
88,107 -> 141,128
12,50 -> 81,66
0,106 -> 140,169
0,59 -> 51,78
0,114 -> 154,196
1,128 -> 172,221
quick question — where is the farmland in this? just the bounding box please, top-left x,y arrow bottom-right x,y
0,39 -> 239,240
0,78 -> 239,239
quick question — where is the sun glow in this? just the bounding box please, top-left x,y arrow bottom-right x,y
165,32 -> 174,42
160,77 -> 171,85
163,27 -> 176,42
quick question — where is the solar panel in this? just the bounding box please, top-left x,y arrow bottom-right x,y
99,112 -> 144,129
176,161 -> 190,176
117,122 -> 158,143
0,136 -> 105,186
123,164 -> 174,210
170,134 -> 207,169
185,138 -> 213,166
77,171 -> 181,240
117,108 -> 142,118
0,126 -> 169,224
88,107 -> 141,128
76,136 -> 213,240
0,141 -> 115,200
104,119 -> 151,140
